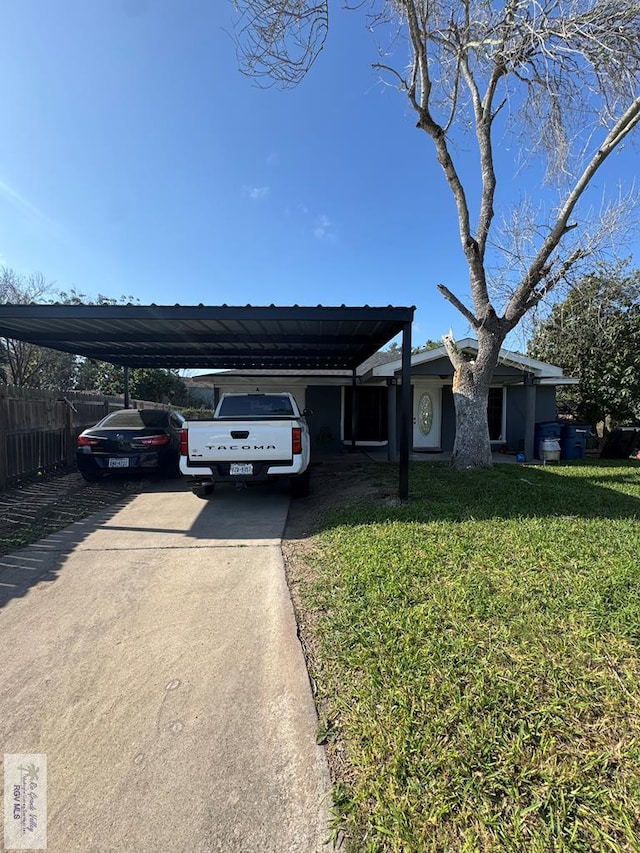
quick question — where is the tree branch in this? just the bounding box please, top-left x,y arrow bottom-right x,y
437,284 -> 481,330
414,127 -> 477,299
404,0 -> 431,113
505,94 -> 640,325
521,247 -> 588,314
458,53 -> 493,309
232,0 -> 329,87
371,63 -> 407,90
402,2 -> 483,306
441,330 -> 469,371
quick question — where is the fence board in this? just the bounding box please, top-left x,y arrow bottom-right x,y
0,387 -> 169,487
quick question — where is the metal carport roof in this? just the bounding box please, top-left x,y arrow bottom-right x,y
0,303 -> 415,497
0,303 -> 413,370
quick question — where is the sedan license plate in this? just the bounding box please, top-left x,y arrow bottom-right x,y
230,463 -> 253,476
108,457 -> 130,468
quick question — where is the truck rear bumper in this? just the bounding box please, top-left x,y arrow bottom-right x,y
180,457 -> 307,481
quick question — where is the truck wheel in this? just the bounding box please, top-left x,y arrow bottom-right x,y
192,483 -> 215,499
291,469 -> 310,498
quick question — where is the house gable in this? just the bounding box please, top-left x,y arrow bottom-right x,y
372,338 -> 570,382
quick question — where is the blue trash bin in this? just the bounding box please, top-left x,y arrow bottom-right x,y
534,422 -> 562,460
561,424 -> 589,460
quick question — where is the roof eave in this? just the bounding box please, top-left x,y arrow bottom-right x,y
375,337 -> 567,378
537,376 -> 580,385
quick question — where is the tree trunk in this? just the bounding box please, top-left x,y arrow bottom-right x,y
451,365 -> 492,468
447,331 -> 504,470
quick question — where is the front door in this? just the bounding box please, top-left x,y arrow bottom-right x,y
412,384 -> 442,450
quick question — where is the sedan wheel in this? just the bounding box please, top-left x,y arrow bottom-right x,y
80,471 -> 103,483
161,458 -> 182,479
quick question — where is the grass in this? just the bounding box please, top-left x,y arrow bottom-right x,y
300,460 -> 640,852
0,523 -> 54,553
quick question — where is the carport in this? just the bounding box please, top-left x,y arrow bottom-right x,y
0,303 -> 415,497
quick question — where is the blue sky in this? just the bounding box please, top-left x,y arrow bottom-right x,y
0,0 -> 638,353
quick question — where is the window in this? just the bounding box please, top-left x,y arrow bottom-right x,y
343,387 -> 388,442
487,387 -> 505,441
100,409 -> 170,428
217,394 -> 295,418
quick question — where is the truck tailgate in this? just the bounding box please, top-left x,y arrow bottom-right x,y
186,420 -> 293,462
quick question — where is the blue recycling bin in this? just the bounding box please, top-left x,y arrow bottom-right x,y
561,424 -> 589,460
534,422 -> 562,460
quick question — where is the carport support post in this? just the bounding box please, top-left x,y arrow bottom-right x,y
399,321 -> 412,500
524,372 -> 536,462
123,367 -> 131,409
350,368 -> 357,453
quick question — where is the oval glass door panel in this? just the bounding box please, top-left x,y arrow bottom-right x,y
418,393 -> 433,436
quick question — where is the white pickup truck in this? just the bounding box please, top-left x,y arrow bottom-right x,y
179,392 -> 311,499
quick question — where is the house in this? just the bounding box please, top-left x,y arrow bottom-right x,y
190,338 -> 577,457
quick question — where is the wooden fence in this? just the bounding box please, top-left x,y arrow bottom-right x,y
0,386 -> 168,490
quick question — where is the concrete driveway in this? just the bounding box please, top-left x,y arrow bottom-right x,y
0,481 -> 332,852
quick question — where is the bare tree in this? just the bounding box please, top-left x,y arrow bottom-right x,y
0,268 -> 76,388
233,0 -> 640,467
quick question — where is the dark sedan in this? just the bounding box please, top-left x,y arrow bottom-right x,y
76,408 -> 185,482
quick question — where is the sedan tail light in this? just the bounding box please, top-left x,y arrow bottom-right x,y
77,435 -> 102,447
133,435 -> 171,446
180,429 -> 188,456
292,427 -> 302,455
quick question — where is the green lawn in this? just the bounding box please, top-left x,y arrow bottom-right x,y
303,461 -> 640,852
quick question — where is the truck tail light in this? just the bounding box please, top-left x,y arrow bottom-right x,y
292,427 -> 302,455
180,428 -> 188,456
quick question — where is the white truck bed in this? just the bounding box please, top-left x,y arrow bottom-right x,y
179,392 -> 311,498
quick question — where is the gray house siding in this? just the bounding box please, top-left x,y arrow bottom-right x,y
506,386 -> 557,450
535,386 -> 558,423
394,382 -> 535,452
506,387 -> 526,450
441,386 -> 456,451
306,385 -> 343,452
394,386 -> 402,452
409,357 -> 524,380
406,360 -> 541,450
410,356 -> 456,377
414,384 -> 557,452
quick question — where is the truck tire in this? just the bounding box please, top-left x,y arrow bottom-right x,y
290,468 -> 310,498
192,483 -> 215,500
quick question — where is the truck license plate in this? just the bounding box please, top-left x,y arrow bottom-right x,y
230,463 -> 253,476
108,457 -> 129,468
